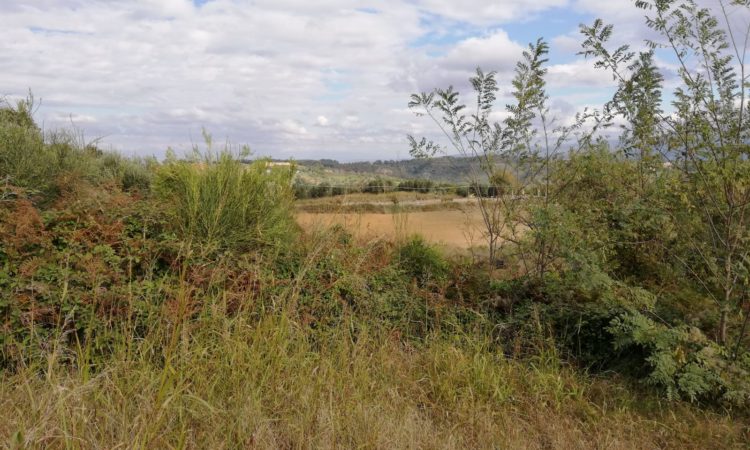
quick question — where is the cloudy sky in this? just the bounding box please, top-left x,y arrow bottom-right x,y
0,0 -> 745,160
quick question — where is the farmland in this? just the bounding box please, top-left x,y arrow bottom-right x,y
297,207 -> 485,249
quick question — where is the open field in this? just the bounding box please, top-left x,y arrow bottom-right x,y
297,190 -> 456,205
296,206 -> 487,249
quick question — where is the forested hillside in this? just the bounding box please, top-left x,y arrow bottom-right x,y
294,155 -> 486,183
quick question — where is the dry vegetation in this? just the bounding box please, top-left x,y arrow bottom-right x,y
4,1 -> 750,447
2,312 -> 746,449
0,137 -> 746,447
296,207 -> 486,250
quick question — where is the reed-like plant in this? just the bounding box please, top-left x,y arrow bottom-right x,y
154,132 -> 296,252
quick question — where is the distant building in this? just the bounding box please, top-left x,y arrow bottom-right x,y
265,160 -> 297,178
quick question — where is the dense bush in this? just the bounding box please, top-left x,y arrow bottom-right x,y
396,235 -> 449,287
0,96 -> 63,193
362,177 -> 396,194
294,177 -> 461,199
154,146 -> 296,252
609,311 -> 750,408
397,178 -> 434,193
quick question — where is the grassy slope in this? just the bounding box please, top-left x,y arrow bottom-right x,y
293,164 -> 404,187
295,155 -> 488,184
0,184 -> 746,449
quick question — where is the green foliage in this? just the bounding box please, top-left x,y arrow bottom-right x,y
293,176 -> 457,199
580,19 -> 664,159
0,95 -> 52,190
0,93 -> 38,130
397,178 -> 435,193
584,0 -> 750,346
362,177 -> 395,194
154,137 -> 296,252
98,152 -> 154,192
0,94 -> 155,199
609,311 -> 750,408
0,184 -> 171,369
408,38 -> 593,269
396,235 -> 449,287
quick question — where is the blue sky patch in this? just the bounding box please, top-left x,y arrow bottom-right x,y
355,7 -> 380,14
29,26 -> 88,36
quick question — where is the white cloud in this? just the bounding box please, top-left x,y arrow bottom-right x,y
442,30 -> 524,71
49,112 -> 98,124
278,119 -> 309,136
551,33 -> 582,55
547,59 -> 615,89
340,115 -> 361,129
4,0 -> 732,161
416,0 -> 569,24
390,29 -> 527,99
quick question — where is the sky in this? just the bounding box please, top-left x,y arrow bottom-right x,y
0,0 -> 746,161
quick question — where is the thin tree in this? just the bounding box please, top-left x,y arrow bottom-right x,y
582,0 -> 750,346
408,40 -> 593,275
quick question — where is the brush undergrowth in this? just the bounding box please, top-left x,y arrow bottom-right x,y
1,102 -> 749,448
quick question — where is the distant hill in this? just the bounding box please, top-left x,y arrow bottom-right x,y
292,155 -> 487,183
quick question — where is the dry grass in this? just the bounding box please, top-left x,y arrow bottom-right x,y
1,195 -> 746,449
296,207 -> 487,250
2,311 -> 746,449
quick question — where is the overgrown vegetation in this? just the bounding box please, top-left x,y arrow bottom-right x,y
409,0 -> 750,410
154,134 -> 296,253
2,1 -> 750,447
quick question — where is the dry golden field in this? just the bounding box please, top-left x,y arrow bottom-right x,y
296,206 -> 488,249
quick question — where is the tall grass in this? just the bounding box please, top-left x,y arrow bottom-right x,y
0,95 -> 59,190
1,298 -> 744,449
154,137 -> 296,252
0,94 -> 152,197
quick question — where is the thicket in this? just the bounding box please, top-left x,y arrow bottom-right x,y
409,0 -> 750,408
2,0 -> 750,446
154,134 -> 296,253
0,94 -> 153,198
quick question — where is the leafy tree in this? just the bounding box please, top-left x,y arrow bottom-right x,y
582,0 -> 750,346
408,40 -> 593,273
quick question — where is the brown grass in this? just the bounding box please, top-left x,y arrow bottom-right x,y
296,207 -> 487,250
2,315 -> 747,449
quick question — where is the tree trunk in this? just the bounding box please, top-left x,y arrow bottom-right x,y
719,308 -> 728,346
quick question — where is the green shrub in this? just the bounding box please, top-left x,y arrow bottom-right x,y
97,152 -> 153,192
397,235 -> 448,287
363,177 -> 395,194
609,311 -> 750,409
0,96 -> 50,190
0,95 -> 94,192
504,274 -> 750,410
0,95 -> 147,198
154,140 -> 296,252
